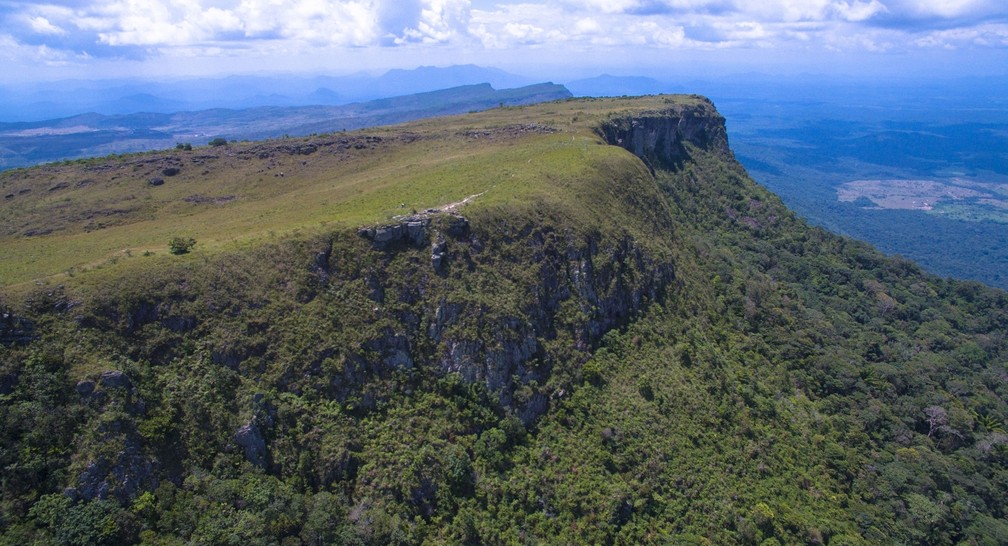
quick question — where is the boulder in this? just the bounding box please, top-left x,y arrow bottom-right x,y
100,370 -> 132,390
76,380 -> 96,397
235,421 -> 268,468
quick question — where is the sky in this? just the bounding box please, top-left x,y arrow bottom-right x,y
1,0 -> 1007,82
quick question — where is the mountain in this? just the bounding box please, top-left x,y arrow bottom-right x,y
1,96 -> 1006,545
0,82 -> 571,170
0,65 -> 533,123
369,64 -> 531,96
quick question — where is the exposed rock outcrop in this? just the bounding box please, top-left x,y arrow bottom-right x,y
358,212 -> 470,257
596,98 -> 731,171
72,440 -> 160,503
0,309 -> 35,345
100,370 -> 132,390
431,238 -> 448,273
70,371 -> 159,503
421,231 -> 675,423
358,217 -> 430,249
235,421 -> 268,468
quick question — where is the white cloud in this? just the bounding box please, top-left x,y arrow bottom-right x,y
26,16 -> 67,35
912,23 -> 1008,48
738,0 -> 890,23
0,32 -> 86,66
23,0 -> 471,50
574,17 -> 601,34
469,3 -> 565,47
572,0 -> 641,14
831,0 -> 887,22
0,0 -> 1006,81
394,0 -> 471,44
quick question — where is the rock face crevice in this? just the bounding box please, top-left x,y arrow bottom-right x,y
596,98 -> 731,171
355,225 -> 676,425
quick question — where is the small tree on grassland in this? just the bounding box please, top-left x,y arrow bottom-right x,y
168,236 -> 196,255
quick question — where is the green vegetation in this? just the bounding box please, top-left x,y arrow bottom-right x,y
167,236 -> 196,255
1,96 -> 1005,544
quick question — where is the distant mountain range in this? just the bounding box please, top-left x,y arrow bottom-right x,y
0,65 -> 534,122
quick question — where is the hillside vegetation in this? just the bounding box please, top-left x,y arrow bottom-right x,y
1,96 -> 1006,545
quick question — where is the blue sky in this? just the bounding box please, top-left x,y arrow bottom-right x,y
1,0 -> 1007,82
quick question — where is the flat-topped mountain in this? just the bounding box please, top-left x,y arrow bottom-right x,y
1,96 -> 1005,545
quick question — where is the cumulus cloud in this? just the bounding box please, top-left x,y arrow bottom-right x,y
389,0 -> 471,44
0,0 -> 1005,77
579,0 -> 1000,50
832,1 -> 887,22
26,15 -> 67,35
1,0 -> 472,55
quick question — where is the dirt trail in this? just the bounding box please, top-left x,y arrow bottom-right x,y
440,191 -> 485,212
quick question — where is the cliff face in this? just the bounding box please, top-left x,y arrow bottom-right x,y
415,224 -> 675,423
332,106 -> 735,423
0,99 -> 741,508
2,102 -> 729,504
597,97 -> 731,170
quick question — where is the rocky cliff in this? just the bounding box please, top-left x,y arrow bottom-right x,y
597,96 -> 731,171
320,102 -> 737,423
91,103 -> 737,496
46,103 -> 732,501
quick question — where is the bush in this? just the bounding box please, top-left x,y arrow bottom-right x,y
168,237 -> 196,255
208,138 -> 227,147
175,143 -> 192,151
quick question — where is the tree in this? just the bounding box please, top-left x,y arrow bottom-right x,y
168,237 -> 196,255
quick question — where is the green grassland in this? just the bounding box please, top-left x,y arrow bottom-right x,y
1,95 -> 1006,545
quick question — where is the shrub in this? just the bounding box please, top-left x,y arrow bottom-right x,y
168,236 -> 196,255
209,137 -> 228,147
175,142 -> 193,151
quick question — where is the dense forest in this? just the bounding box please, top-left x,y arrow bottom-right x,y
1,97 -> 1006,544
729,113 -> 1008,290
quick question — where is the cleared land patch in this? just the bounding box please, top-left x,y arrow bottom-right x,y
838,178 -> 1008,221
